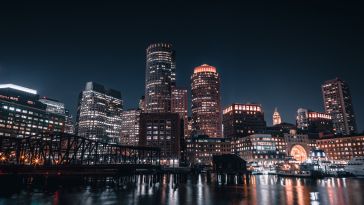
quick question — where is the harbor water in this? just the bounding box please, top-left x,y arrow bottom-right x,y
0,174 -> 364,205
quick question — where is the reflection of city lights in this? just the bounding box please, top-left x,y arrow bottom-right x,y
33,158 -> 41,165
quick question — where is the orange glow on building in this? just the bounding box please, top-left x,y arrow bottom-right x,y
308,112 -> 331,120
194,64 -> 217,74
223,103 -> 263,114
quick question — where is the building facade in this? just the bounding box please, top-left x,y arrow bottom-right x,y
232,134 -> 286,165
191,64 -> 222,138
0,84 -> 65,138
39,97 -> 74,134
120,109 -> 141,146
171,87 -> 188,138
317,135 -> 364,161
145,43 -> 176,113
139,113 -> 182,166
76,82 -> 123,143
223,103 -> 266,138
284,132 -> 316,162
296,108 -> 333,135
186,135 -> 231,166
64,109 -> 75,134
322,78 -> 357,135
138,95 -> 146,112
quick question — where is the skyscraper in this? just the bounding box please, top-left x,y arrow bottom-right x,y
191,64 -> 222,138
322,78 -> 357,135
145,43 -> 176,113
76,82 -> 123,143
120,109 -> 141,146
272,108 -> 282,126
171,87 -> 188,138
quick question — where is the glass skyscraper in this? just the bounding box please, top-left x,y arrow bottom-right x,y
76,82 -> 123,143
145,43 -> 176,113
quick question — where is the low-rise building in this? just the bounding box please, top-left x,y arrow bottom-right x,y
284,131 -> 316,162
232,134 -> 286,165
316,135 -> 364,161
186,135 -> 231,166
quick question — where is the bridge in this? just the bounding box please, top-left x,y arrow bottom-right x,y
0,133 -> 161,175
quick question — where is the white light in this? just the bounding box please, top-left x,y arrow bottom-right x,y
0,84 -> 37,94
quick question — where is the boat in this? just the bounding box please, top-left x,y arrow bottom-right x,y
277,170 -> 311,177
344,157 -> 364,176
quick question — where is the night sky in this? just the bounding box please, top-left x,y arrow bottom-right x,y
0,1 -> 363,131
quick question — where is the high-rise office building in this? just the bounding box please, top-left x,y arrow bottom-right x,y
223,103 -> 266,138
120,109 -> 141,146
272,108 -> 282,126
322,78 -> 357,135
76,82 -> 123,143
296,108 -> 333,135
171,87 -> 188,138
191,64 -> 222,138
0,84 -> 65,138
145,43 -> 176,113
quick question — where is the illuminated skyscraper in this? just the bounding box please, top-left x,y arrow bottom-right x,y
120,109 -> 141,146
322,78 -> 357,135
171,87 -> 188,138
191,64 -> 222,138
76,82 -> 123,143
272,108 -> 282,126
145,43 -> 176,113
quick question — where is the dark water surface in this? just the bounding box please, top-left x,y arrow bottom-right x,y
0,174 -> 364,205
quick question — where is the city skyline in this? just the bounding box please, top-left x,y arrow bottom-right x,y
1,46 -> 363,132
0,1 -> 363,131
1,2 -> 364,204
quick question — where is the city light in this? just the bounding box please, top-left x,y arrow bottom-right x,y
0,84 -> 37,94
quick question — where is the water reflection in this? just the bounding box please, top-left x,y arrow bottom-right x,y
0,174 -> 364,205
